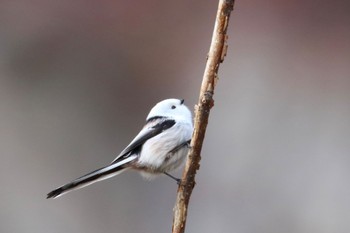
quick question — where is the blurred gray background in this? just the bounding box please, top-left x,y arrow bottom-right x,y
1,1 -> 350,233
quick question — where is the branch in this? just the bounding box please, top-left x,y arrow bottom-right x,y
171,1 -> 235,233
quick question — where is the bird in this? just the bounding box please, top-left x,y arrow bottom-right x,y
47,98 -> 193,199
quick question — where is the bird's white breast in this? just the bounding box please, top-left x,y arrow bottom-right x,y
137,121 -> 192,179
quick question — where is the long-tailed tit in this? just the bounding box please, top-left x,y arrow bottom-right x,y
47,98 -> 193,199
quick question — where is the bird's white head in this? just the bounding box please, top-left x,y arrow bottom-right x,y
146,98 -> 192,123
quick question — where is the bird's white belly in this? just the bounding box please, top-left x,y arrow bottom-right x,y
137,122 -> 192,179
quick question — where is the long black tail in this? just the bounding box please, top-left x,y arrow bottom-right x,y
47,156 -> 136,199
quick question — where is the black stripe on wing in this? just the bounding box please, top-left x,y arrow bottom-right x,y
112,118 -> 176,163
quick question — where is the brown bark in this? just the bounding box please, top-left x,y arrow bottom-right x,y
171,1 -> 236,233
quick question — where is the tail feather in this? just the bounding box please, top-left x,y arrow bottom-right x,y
47,155 -> 137,199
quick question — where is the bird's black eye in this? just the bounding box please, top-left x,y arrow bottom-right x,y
171,105 -> 176,109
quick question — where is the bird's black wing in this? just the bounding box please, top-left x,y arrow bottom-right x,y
111,118 -> 175,163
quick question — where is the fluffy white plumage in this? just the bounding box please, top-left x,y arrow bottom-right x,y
47,98 -> 193,199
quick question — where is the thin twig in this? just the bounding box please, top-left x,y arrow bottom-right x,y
171,1 -> 235,233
